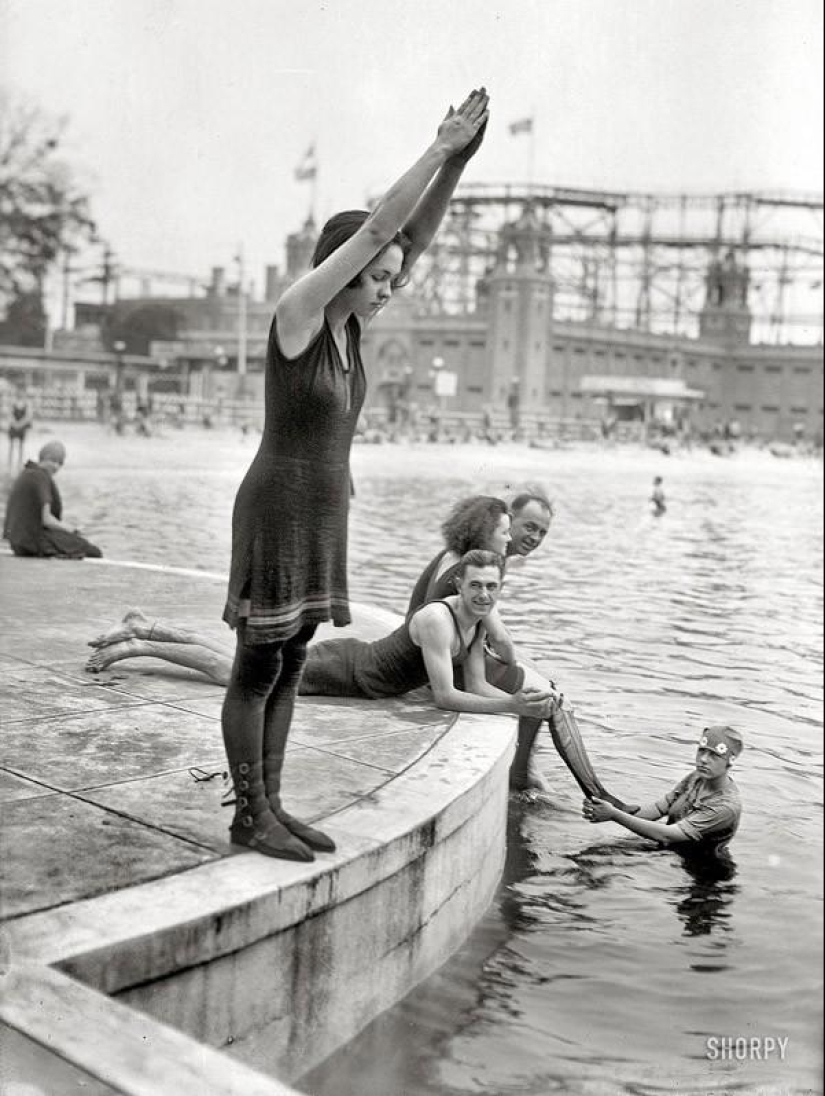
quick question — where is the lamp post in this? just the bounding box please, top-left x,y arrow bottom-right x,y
110,340 -> 126,432
235,247 -> 247,378
112,340 -> 126,397
508,374 -> 521,432
431,355 -> 445,413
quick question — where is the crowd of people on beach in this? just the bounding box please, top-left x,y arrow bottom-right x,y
2,88 -> 744,869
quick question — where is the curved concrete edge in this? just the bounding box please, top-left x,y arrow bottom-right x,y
1,965 -> 300,1096
3,711 -> 508,981
2,705 -> 516,1090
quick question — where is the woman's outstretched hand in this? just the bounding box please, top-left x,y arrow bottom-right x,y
436,87 -> 490,157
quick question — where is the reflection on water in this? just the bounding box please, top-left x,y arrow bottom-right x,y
23,427 -> 822,1095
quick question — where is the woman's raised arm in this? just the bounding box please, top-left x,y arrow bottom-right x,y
276,88 -> 489,343
399,117 -> 488,275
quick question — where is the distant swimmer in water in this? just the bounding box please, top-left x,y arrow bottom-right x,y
582,725 -> 743,857
650,475 -> 666,516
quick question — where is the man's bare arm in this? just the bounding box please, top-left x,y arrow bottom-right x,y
410,605 -> 552,718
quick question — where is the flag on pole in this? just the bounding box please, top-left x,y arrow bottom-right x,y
294,144 -> 317,181
508,117 -> 533,136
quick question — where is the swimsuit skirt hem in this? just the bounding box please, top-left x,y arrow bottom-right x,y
223,600 -> 352,645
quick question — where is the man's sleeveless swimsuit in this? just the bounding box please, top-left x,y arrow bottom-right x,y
407,551 -> 523,692
299,600 -> 482,699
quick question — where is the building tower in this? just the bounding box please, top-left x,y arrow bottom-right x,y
699,249 -> 752,345
482,202 -> 554,424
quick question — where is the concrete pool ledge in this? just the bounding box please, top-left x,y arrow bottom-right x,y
0,555 -> 515,1093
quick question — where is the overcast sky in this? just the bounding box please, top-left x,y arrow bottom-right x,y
3,0 -> 823,293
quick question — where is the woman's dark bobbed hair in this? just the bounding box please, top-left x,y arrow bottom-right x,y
441,495 -> 509,556
311,210 -> 412,288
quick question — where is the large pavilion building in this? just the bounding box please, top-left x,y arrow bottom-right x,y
1,196 -> 822,442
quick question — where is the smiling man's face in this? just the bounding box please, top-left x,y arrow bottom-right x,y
508,500 -> 551,557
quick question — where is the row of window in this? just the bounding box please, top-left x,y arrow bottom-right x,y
733,404 -> 814,414
737,364 -> 815,374
416,338 -> 817,377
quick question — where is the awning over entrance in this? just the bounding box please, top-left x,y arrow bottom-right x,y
580,375 -> 705,402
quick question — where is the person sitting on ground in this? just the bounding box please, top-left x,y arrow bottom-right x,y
582,725 -> 743,857
3,441 -> 102,559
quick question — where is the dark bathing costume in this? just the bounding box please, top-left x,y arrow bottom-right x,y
299,600 -> 482,698
223,315 -> 366,643
3,461 -> 101,559
8,400 -> 31,441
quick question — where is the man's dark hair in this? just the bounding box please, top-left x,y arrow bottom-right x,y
510,485 -> 554,520
457,548 -> 505,578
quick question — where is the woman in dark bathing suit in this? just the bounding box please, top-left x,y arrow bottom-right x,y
218,88 -> 490,861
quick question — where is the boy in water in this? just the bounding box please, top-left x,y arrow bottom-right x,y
582,725 -> 743,857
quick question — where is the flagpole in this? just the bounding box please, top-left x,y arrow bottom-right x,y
236,244 -> 247,378
311,149 -> 318,225
528,110 -> 536,193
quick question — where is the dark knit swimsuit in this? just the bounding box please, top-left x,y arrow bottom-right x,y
223,314 -> 366,643
299,600 -> 483,699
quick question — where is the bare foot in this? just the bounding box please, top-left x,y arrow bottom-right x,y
88,608 -> 149,648
85,640 -> 140,673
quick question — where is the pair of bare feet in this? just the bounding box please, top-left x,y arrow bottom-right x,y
85,608 -> 159,673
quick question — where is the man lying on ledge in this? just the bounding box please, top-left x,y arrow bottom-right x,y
87,549 -> 557,722
3,440 -> 102,559
299,548 -> 557,720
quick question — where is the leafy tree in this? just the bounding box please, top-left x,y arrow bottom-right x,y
0,88 -> 96,317
0,289 -> 47,346
104,301 -> 184,356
